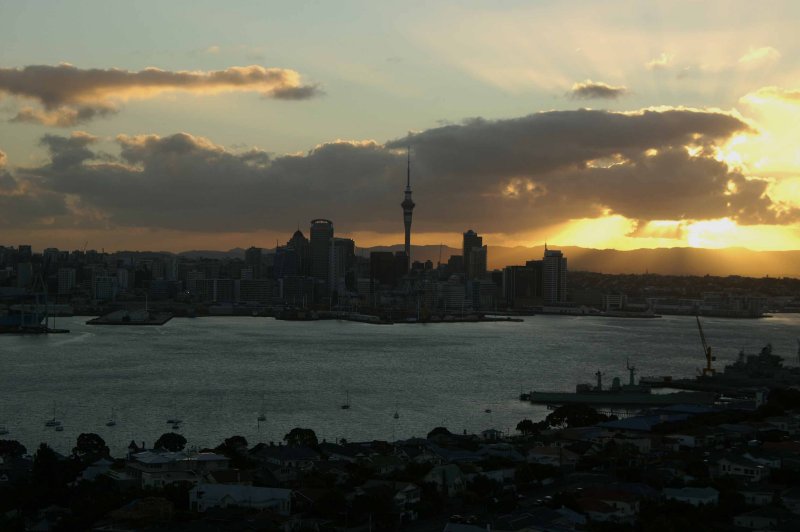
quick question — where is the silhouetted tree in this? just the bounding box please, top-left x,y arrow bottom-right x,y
0,439 -> 26,458
283,428 -> 318,447
544,403 -> 609,428
516,419 -> 537,435
154,432 -> 187,452
72,433 -> 109,461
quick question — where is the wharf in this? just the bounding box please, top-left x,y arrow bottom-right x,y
0,326 -> 70,335
87,309 -> 173,326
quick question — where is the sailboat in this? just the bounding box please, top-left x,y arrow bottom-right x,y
105,408 -> 117,427
45,403 -> 60,427
393,402 -> 399,419
341,390 -> 351,410
257,395 -> 266,422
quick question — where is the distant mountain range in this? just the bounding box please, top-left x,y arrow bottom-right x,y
177,245 -> 800,278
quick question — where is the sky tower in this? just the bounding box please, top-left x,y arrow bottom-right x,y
401,147 -> 415,270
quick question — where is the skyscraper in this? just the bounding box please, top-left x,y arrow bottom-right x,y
310,219 -> 334,294
543,246 -> 567,304
401,148 -> 415,270
245,247 -> 262,279
462,229 -> 483,280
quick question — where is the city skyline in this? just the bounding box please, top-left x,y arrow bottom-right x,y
2,1 -> 800,254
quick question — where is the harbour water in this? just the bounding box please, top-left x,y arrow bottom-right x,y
1,314 -> 798,455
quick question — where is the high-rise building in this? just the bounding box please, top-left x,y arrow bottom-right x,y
467,245 -> 488,280
462,230 -> 484,280
288,230 -> 310,276
57,268 -> 76,295
310,219 -> 334,295
401,148 -> 415,270
245,247 -> 263,279
332,237 -> 355,293
543,247 -> 567,304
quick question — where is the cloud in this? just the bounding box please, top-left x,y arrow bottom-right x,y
205,45 -> 221,54
738,46 -> 781,65
645,53 -> 674,70
11,104 -> 118,127
569,80 -> 628,100
0,63 -> 321,126
7,106 -> 795,236
744,86 -> 800,104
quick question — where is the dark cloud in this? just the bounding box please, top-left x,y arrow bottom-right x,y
0,149 -> 69,225
569,80 -> 628,99
0,63 -> 320,126
6,108 -> 796,234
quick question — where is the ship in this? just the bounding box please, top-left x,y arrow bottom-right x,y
644,317 -> 800,396
522,361 -> 717,407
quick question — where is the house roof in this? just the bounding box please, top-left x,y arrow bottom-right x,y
191,483 -> 291,503
663,486 -> 719,500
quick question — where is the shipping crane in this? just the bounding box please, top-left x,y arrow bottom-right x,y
696,315 -> 716,376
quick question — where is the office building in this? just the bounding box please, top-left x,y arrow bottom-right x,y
543,247 -> 568,304
462,230 -> 483,280
310,219 -> 334,294
245,247 -> 263,279
57,268 -> 76,295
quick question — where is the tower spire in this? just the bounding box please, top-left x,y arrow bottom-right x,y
401,145 -> 415,272
406,145 -> 411,189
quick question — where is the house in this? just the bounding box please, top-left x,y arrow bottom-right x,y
527,446 -> 579,469
713,455 -> 767,483
578,488 -> 640,523
424,464 -> 465,497
480,428 -> 503,441
739,489 -> 774,507
189,483 -> 291,515
663,486 -> 719,506
72,457 -> 113,485
126,451 -> 229,489
733,507 -> 795,530
249,444 -> 319,470
358,480 -> 420,522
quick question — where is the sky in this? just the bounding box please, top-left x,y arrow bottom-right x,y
1,0 -> 800,253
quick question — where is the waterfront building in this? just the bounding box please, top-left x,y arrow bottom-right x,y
287,229 -> 310,276
94,276 -> 117,301
467,245 -> 488,281
310,219 -> 334,296
16,262 -> 33,288
332,237 -> 355,293
503,263 -> 544,308
245,247 -> 262,279
462,230 -> 483,281
57,268 -> 76,295
238,279 -> 272,304
401,148 -> 415,270
543,246 -> 568,304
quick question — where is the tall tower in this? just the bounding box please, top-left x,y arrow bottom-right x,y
401,147 -> 415,270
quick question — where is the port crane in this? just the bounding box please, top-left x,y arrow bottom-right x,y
696,316 -> 716,376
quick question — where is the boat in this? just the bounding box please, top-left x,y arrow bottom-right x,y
484,409 -> 492,414
258,395 -> 266,422
394,411 -> 399,419
44,403 -> 60,427
55,424 -> 64,432
525,361 -> 717,406
105,408 -> 117,427
341,390 -> 351,410
172,423 -> 181,430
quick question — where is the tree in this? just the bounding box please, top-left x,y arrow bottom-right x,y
0,439 -> 26,458
516,419 -> 537,436
72,433 -> 109,460
544,403 -> 609,429
283,428 -> 318,447
154,432 -> 187,452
